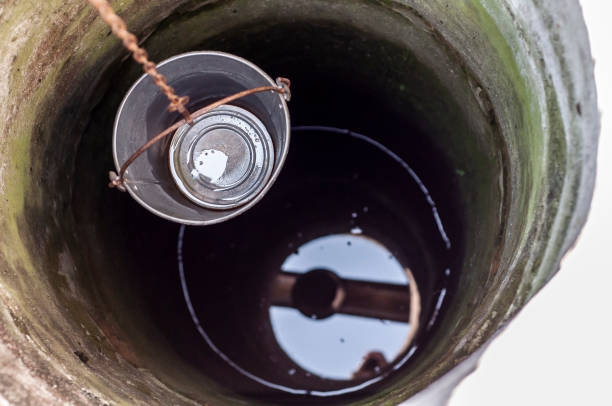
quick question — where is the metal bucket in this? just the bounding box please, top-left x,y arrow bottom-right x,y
113,51 -> 290,224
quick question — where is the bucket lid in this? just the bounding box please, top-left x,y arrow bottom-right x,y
169,104 -> 275,210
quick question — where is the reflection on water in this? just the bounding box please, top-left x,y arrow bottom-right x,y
270,308 -> 409,380
281,234 -> 409,284
270,234 -> 412,380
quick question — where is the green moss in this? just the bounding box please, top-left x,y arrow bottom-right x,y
469,1 -> 546,229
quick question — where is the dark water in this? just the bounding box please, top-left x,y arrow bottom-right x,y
173,126 -> 460,399
68,19 -> 469,404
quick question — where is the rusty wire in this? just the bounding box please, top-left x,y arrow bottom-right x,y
108,79 -> 291,190
86,0 -> 291,190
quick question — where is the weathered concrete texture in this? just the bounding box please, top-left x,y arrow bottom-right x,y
0,0 -> 598,405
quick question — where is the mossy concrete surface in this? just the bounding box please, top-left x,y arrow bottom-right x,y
0,0 -> 598,405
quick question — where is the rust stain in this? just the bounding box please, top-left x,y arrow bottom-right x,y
97,315 -> 140,367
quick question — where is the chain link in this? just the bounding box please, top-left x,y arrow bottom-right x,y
87,0 -> 194,124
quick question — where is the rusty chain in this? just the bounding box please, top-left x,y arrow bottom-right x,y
87,0 -> 193,124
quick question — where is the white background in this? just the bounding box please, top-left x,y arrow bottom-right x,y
450,1 -> 612,405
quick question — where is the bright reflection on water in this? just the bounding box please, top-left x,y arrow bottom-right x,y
270,234 -> 411,380
282,234 -> 409,284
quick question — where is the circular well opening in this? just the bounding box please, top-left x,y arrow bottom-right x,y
4,1 -> 541,405
72,7 -> 487,404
